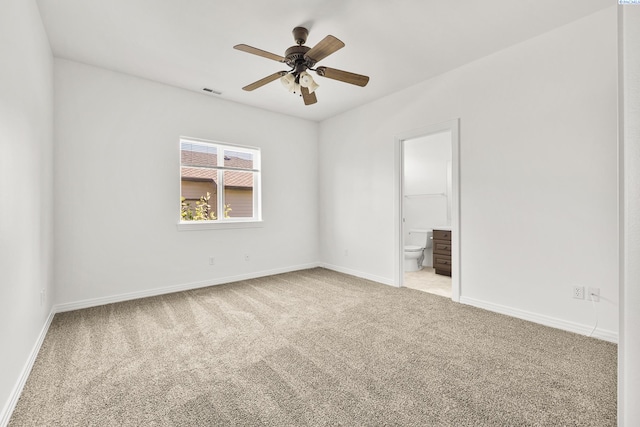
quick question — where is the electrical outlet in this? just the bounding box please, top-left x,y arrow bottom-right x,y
572,286 -> 585,299
344,249 -> 349,256
209,256 -> 215,266
588,287 -> 600,302
244,254 -> 250,262
40,289 -> 45,305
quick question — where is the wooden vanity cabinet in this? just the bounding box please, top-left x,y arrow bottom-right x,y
432,229 -> 452,276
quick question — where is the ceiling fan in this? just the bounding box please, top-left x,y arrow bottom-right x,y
234,27 -> 370,106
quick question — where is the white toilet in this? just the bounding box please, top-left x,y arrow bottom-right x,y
404,229 -> 433,272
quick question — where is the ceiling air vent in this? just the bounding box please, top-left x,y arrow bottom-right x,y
202,88 -> 222,95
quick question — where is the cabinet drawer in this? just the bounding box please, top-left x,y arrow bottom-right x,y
433,229 -> 451,241
433,255 -> 452,271
433,240 -> 451,255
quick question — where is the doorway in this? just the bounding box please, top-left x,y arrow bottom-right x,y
395,120 -> 460,301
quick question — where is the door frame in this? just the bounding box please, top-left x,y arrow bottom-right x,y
394,119 -> 461,302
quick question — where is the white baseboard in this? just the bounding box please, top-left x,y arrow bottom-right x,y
0,309 -> 55,427
460,296 -> 618,343
319,263 -> 397,287
54,262 -> 321,313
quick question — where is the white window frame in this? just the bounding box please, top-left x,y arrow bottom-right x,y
177,137 -> 263,231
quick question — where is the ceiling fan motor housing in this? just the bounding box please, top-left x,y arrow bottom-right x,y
284,45 -> 312,69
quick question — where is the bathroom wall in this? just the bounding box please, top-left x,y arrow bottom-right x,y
404,131 -> 452,266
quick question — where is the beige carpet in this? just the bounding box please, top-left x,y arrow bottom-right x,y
10,268 -> 616,426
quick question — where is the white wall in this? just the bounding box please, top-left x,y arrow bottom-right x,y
620,6 -> 640,426
54,59 -> 319,306
0,0 -> 54,424
404,133 -> 451,228
319,7 -> 618,339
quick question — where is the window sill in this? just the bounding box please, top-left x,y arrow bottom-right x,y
176,220 -> 264,231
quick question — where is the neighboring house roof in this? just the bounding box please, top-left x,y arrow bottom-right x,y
182,150 -> 253,169
181,150 -> 254,188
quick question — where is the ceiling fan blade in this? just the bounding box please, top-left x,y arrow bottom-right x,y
301,86 -> 317,106
234,44 -> 285,62
242,71 -> 287,91
304,35 -> 345,63
316,66 -> 369,87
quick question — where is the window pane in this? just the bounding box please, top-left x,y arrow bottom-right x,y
223,171 -> 254,218
180,174 -> 218,221
224,149 -> 254,170
181,142 -> 217,168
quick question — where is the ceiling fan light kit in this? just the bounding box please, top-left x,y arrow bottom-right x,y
299,71 -> 319,93
280,73 -> 296,92
234,26 -> 370,106
280,72 -> 318,95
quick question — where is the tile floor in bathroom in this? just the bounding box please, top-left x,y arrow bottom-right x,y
404,267 -> 452,298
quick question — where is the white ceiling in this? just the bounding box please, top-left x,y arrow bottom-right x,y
36,0 -> 612,122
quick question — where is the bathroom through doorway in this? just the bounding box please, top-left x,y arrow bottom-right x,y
395,120 -> 460,301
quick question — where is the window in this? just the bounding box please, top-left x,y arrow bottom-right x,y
180,138 -> 261,227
